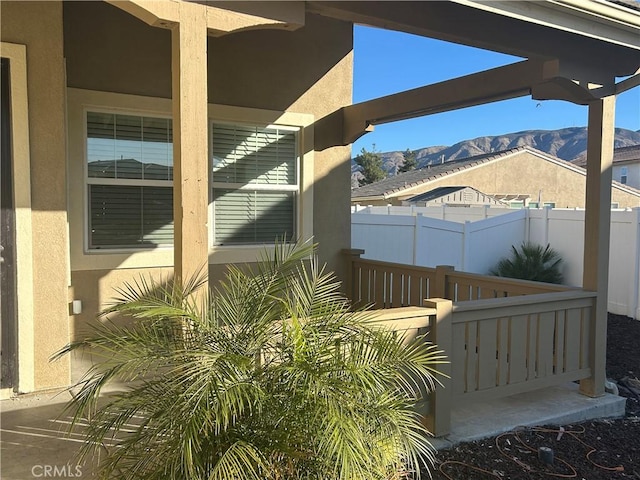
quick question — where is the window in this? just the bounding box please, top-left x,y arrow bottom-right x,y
509,201 -> 524,209
86,111 -> 173,249
211,123 -> 298,245
69,90 -> 313,268
620,167 -> 628,185
527,201 -> 540,208
543,202 -> 556,208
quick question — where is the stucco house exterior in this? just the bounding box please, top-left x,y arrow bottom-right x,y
2,1 -> 354,395
575,144 -> 640,190
352,146 -> 640,208
1,0 -> 638,404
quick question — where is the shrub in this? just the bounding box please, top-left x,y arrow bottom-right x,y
54,242 -> 446,480
490,242 -> 564,284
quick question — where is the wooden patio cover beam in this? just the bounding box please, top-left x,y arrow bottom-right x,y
107,0 -> 305,35
308,1 -> 640,78
342,58 -> 568,144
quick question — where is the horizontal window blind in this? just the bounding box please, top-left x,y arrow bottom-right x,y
212,124 -> 296,185
212,123 -> 298,245
213,189 -> 295,245
86,111 -> 174,249
89,185 -> 173,248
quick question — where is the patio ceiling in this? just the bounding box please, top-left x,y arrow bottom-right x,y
308,1 -> 640,78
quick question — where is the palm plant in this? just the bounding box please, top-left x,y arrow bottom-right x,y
53,242 -> 446,480
490,242 -> 564,284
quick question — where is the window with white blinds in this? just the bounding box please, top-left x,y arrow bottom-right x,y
86,111 -> 173,249
211,123 -> 298,245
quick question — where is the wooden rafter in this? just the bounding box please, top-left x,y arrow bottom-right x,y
107,0 -> 305,36
342,59 -> 562,144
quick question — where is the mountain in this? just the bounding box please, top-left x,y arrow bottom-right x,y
352,127 -> 640,182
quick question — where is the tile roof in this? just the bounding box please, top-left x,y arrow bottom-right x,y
572,144 -> 640,167
405,186 -> 467,203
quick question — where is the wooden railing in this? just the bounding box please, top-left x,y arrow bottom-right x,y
446,270 -> 573,300
343,252 -> 598,438
348,257 -> 440,308
447,290 -> 595,402
345,252 -> 573,308
367,305 -> 443,437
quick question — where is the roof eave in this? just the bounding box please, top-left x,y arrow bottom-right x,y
451,0 -> 640,51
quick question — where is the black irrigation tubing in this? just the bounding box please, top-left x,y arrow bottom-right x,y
438,460 -> 503,479
437,425 -> 625,480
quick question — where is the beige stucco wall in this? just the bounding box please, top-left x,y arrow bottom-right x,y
1,1 -> 71,391
62,0 -> 353,383
359,151 -> 640,208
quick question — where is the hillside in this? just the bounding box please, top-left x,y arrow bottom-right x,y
352,127 -> 640,182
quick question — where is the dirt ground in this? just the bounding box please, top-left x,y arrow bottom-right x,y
423,314 -> 640,480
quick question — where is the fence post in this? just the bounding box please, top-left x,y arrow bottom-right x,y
424,298 -> 453,437
434,265 -> 455,300
543,205 -> 551,245
413,214 -> 422,266
632,208 -> 640,320
342,249 -> 364,304
462,221 -> 471,272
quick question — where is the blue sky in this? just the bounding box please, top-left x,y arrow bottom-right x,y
352,26 -> 640,154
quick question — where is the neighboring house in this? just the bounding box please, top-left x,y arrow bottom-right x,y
352,146 -> 640,208
574,144 -> 640,190
402,186 -> 506,207
1,0 -> 638,401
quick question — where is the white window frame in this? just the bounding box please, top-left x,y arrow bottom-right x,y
207,104 -> 313,265
620,166 -> 628,185
68,89 -> 314,271
84,108 -> 174,251
210,121 -> 300,247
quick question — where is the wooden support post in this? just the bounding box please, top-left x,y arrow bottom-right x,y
171,4 -> 209,298
580,96 -> 615,398
424,298 -> 453,437
434,265 -> 455,300
342,248 -> 364,305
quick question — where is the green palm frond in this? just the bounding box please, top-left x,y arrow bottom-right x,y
54,241 -> 446,479
491,242 -> 564,284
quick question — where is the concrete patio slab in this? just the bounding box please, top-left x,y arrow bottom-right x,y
1,383 -> 626,478
429,382 -> 626,451
1,391 -> 99,479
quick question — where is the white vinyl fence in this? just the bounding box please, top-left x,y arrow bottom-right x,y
352,205 -> 640,319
